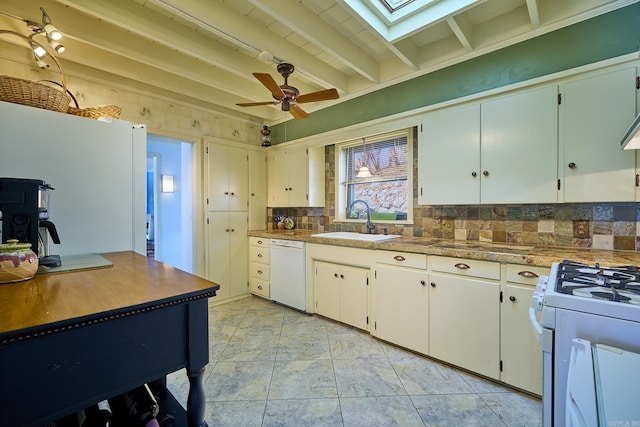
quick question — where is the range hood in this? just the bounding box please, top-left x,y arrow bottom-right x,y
620,113 -> 640,150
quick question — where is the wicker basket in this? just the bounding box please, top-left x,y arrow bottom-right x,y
68,104 -> 122,119
0,30 -> 71,113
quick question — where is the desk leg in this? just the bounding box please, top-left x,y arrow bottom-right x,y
187,367 -> 207,427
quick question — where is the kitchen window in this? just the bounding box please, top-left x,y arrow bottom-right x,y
335,129 -> 413,224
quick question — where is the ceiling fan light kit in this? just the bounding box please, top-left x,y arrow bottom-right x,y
236,62 -> 338,119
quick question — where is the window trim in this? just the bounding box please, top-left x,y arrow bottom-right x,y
334,128 -> 414,225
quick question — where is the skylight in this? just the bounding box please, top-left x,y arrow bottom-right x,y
344,0 -> 480,42
379,0 -> 416,12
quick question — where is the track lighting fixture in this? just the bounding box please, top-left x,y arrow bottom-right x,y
25,7 -> 65,55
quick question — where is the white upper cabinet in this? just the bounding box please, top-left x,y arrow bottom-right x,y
480,85 -> 559,204
268,145 -> 325,207
419,85 -> 558,205
419,104 -> 481,205
207,142 -> 248,211
560,66 -> 637,202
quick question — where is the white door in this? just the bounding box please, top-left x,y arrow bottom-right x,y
561,67 -> 637,202
480,85 -> 558,204
419,104 -> 480,205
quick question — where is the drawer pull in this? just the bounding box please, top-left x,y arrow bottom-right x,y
518,270 -> 539,278
420,280 -> 426,286
430,282 -> 436,288
509,296 -> 517,302
257,253 -> 263,258
257,270 -> 263,275
394,255 -> 406,262
257,240 -> 263,244
454,263 -> 470,270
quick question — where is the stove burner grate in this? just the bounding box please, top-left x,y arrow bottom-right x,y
556,260 -> 640,303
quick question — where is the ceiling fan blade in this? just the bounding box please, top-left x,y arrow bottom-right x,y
289,104 -> 309,120
297,88 -> 339,103
236,101 -> 279,107
252,73 -> 285,99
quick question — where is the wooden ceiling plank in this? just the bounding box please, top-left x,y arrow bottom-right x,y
249,0 -> 379,83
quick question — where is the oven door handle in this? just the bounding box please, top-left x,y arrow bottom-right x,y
529,306 -> 543,342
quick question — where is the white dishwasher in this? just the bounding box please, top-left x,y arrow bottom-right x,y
270,238 -> 306,311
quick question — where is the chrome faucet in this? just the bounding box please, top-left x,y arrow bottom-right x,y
348,199 -> 376,234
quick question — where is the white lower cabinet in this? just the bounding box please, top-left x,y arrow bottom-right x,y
206,212 -> 248,301
249,237 -> 270,298
429,256 -> 501,380
500,264 -> 548,395
373,251 -> 429,354
314,261 -> 369,330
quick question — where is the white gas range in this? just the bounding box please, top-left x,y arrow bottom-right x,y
530,260 -> 640,426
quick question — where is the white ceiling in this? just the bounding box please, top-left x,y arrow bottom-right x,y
0,0 -> 633,125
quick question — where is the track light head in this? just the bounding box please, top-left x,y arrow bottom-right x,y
43,23 -> 61,41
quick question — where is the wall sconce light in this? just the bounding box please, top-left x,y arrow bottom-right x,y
161,175 -> 175,193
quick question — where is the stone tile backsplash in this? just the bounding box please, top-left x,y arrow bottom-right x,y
268,145 -> 640,252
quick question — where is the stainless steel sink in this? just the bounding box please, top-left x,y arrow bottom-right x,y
311,232 -> 402,242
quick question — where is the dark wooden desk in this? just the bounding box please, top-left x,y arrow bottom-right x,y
0,251 -> 219,427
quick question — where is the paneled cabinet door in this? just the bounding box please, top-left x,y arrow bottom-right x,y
561,67 -> 637,202
314,261 -> 341,320
268,147 -> 309,207
480,85 -> 558,204
207,211 -> 248,301
429,273 -> 500,379
208,143 -> 248,211
248,150 -> 267,230
314,261 -> 368,330
339,265 -> 369,331
373,265 -> 429,355
419,104 -> 480,205
501,283 -> 542,395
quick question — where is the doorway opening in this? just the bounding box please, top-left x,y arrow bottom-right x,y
146,135 -> 194,273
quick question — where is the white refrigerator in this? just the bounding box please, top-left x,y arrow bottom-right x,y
0,101 -> 147,256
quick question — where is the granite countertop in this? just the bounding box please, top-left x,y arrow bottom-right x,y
248,230 -> 640,267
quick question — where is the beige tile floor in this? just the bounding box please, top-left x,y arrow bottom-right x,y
168,295 -> 542,426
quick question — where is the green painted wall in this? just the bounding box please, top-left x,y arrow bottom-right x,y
271,3 -> 640,144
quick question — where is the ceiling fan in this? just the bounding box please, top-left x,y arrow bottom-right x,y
236,63 -> 339,119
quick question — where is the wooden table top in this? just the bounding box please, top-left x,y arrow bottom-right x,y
0,251 -> 219,338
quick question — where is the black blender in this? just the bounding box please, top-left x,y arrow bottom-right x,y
0,178 -> 62,268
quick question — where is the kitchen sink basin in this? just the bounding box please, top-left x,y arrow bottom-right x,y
311,232 -> 402,242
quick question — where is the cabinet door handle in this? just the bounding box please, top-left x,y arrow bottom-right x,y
509,296 -> 517,302
454,263 -> 470,270
471,171 -> 477,177
257,253 -> 263,258
288,187 -> 293,191
340,274 -> 344,279
518,270 -> 538,278
225,229 -> 230,232
482,170 -> 489,176
224,191 -> 229,195
334,273 -> 338,278
285,188 -> 289,191
568,162 -> 576,169
257,270 -> 263,275
420,280 -> 426,286
393,255 -> 406,262
258,285 -> 263,290
230,229 -> 235,232
230,192 -> 235,195
430,282 -> 436,288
